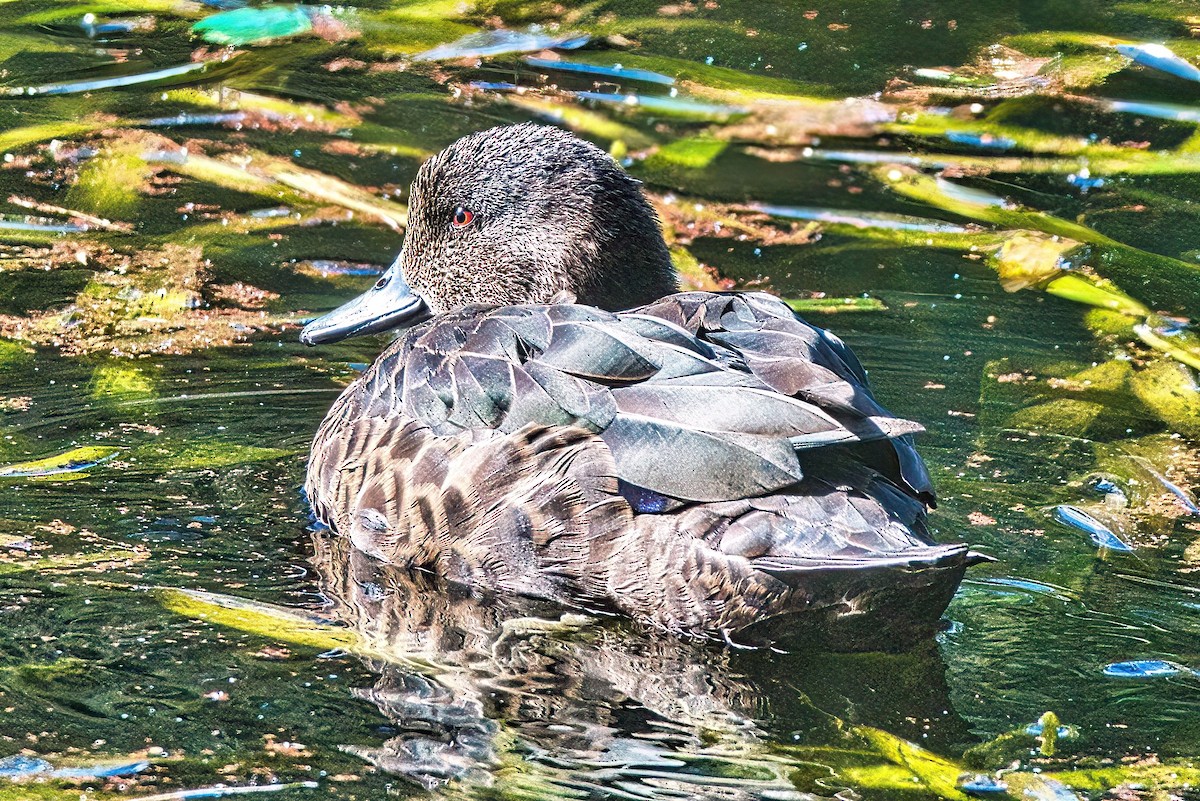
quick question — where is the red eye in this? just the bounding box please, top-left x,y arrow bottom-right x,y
452,206 -> 474,227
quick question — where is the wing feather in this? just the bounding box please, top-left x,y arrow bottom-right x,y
351,292 -> 935,505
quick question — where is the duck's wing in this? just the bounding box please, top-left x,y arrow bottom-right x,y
352,294 -> 931,506
631,291 -> 936,506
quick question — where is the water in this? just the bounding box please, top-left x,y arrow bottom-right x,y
1,1 -> 1199,798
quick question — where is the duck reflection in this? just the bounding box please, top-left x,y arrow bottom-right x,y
310,531 -> 971,797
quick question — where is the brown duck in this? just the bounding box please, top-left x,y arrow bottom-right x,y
301,122 -> 984,650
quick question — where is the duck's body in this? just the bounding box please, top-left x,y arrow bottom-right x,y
302,123 -> 978,649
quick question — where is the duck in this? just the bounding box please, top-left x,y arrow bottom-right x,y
300,122 -> 984,650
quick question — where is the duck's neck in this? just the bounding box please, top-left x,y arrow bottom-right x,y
568,187 -> 679,311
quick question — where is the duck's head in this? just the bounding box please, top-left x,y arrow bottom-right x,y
300,122 -> 677,345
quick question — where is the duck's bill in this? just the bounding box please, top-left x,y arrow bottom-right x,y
299,265 -> 430,345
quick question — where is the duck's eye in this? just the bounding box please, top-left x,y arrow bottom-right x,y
451,206 -> 474,228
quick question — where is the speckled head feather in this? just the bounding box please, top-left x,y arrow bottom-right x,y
399,122 -> 678,313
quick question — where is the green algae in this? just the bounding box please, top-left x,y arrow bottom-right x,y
643,136 -> 727,172
89,362 -> 157,405
133,439 -> 292,471
65,149 -> 149,220
0,547 -> 147,576
1129,359 -> 1200,439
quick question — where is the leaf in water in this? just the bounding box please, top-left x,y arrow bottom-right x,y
755,202 -> 970,234
576,91 -> 745,120
0,754 -> 149,780
269,168 -> 407,231
960,774 -> 1008,795
1115,42 -> 1200,83
1043,274 -> 1149,317
1134,316 -> 1200,371
0,446 -> 121,479
785,296 -> 887,313
414,28 -> 590,61
155,587 -> 358,653
6,62 -> 213,97
1102,659 -> 1190,678
192,6 -> 314,46
523,56 -> 674,86
1052,504 -> 1135,552
1034,711 -> 1060,756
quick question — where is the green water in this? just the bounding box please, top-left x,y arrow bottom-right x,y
1,1 -> 1199,798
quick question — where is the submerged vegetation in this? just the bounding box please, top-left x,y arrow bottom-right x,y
0,0 -> 1198,798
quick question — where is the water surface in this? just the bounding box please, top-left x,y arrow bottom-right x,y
0,1 -> 1199,798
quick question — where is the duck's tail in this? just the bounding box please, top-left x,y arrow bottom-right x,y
741,542 -> 975,652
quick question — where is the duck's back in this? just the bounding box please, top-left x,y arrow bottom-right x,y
307,291 -> 972,648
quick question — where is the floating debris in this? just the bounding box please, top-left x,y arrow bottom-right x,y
138,111 -> 248,127
0,754 -> 148,780
128,781 -> 320,800
1132,458 -> 1200,516
1102,659 -> 1192,678
523,56 -> 675,86
961,774 -> 1008,795
299,260 -> 384,277
1052,504 -> 1134,551
0,446 -> 121,479
575,91 -> 744,118
1066,170 -> 1106,192
415,28 -> 589,61
80,13 -> 154,38
1025,720 -> 1076,739
248,206 -> 293,219
945,131 -> 1017,150
935,176 -> 1009,208
1134,317 -> 1200,371
7,195 -> 132,232
4,62 -> 211,97
753,203 -> 969,234
971,577 -> 1075,601
1115,42 -> 1200,83
912,67 -> 959,82
1100,98 -> 1200,124
192,5 -> 313,46
0,214 -> 86,233
800,148 -> 927,166
1091,477 -> 1130,508
469,80 -> 520,92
